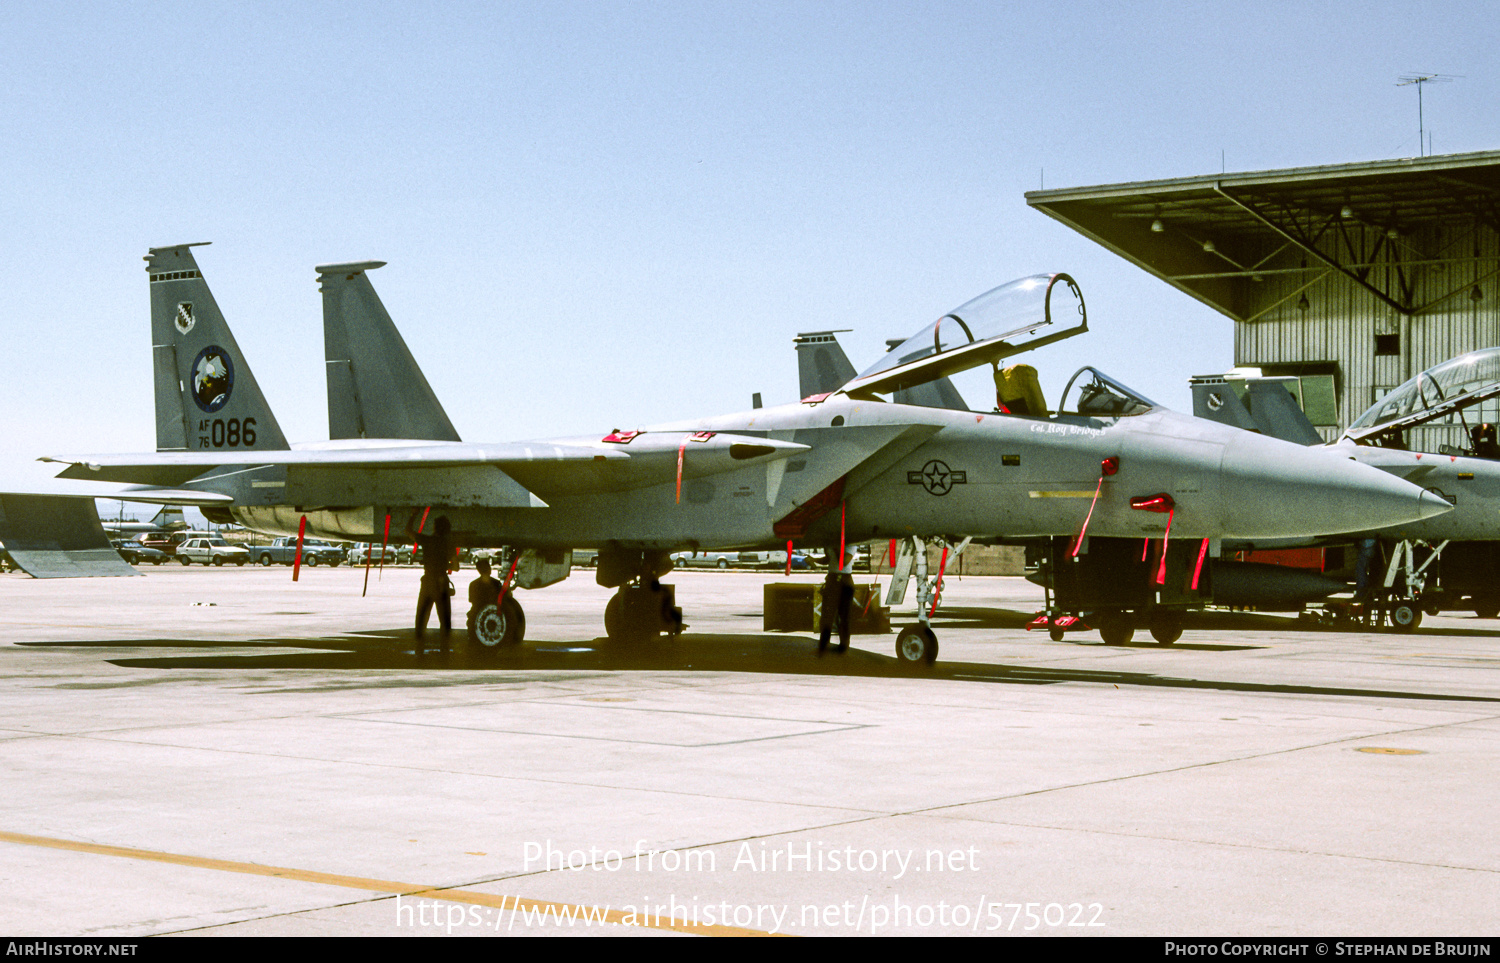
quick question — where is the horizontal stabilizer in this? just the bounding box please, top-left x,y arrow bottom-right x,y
0,494 -> 139,578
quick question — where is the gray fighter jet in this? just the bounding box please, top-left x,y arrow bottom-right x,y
22,245 -> 1453,667
1194,352 -> 1500,626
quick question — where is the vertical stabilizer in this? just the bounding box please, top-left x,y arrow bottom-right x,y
146,244 -> 289,452
1191,378 -> 1259,432
1245,380 -> 1325,446
150,504 -> 187,530
318,261 -> 461,442
1191,375 -> 1324,446
794,330 -> 857,399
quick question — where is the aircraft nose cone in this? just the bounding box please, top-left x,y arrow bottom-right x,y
1218,440 -> 1453,538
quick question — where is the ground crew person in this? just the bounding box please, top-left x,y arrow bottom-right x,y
410,513 -> 455,656
469,557 -> 499,620
818,549 -> 855,654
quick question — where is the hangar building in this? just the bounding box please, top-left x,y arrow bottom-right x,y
1026,151 -> 1500,450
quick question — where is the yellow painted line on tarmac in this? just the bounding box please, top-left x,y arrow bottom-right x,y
0,829 -> 783,937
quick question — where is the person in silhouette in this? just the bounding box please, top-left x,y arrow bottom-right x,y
410,513 -> 455,656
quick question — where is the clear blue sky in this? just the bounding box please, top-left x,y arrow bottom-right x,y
3,0 -> 1497,509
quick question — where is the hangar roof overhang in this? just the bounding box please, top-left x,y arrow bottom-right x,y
1026,150 -> 1500,322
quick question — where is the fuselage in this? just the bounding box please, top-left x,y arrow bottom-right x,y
225,397 -> 1449,552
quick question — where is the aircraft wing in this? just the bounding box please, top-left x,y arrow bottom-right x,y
43,433 -> 811,504
46,442 -> 630,485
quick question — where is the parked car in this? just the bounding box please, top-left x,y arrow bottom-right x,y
253,537 -> 344,567
175,536 -> 250,566
671,551 -> 740,569
737,550 -> 818,570
112,539 -> 169,565
137,532 -> 181,555
347,543 -> 412,566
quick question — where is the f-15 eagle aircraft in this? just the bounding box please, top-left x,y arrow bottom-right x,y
22,244 -> 1451,666
1193,350 -> 1500,628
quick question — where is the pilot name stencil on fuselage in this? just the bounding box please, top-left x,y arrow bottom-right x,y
1028,423 -> 1105,438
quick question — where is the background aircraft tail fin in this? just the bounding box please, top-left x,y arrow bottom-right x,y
150,504 -> 187,530
146,244 -> 289,452
318,261 -> 461,442
794,330 -> 857,399
1192,376 -> 1324,445
1243,380 -> 1325,446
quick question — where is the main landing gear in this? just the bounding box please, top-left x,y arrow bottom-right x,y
467,595 -> 525,659
466,546 -> 527,660
596,548 -> 684,644
604,582 -> 683,643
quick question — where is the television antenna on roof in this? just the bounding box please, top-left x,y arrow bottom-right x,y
1397,73 -> 1461,156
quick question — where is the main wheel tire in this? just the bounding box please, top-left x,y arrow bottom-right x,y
214,557 -> 224,566
1390,603 -> 1422,633
604,592 -> 658,644
260,554 -> 273,566
717,558 -> 729,569
1048,625 -> 1065,642
468,596 -> 525,658
179,557 -> 191,565
1148,610 -> 1183,646
1097,609 -> 1135,645
895,625 -> 938,666
306,555 -> 319,567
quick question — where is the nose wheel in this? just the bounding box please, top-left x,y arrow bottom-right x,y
895,625 -> 938,666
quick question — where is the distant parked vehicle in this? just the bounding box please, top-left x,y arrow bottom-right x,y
254,537 -> 344,567
737,550 -> 817,570
175,536 -> 250,566
347,543 -> 411,566
671,551 -> 740,569
112,539 -> 168,565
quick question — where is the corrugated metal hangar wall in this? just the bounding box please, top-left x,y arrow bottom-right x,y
1026,151 -> 1500,450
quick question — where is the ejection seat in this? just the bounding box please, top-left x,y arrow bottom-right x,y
994,363 -> 1048,416
1472,423 -> 1500,459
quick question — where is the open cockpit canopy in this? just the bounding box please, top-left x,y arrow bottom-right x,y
1344,348 -> 1500,446
841,273 -> 1086,400
1059,367 -> 1157,418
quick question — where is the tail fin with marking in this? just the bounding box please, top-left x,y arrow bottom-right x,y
318,261 -> 461,442
146,243 -> 288,453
